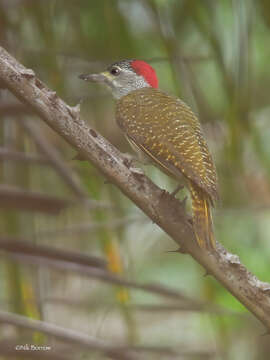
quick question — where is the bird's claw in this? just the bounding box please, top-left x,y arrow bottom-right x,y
171,184 -> 184,197
131,167 -> 144,175
180,196 -> 188,208
122,153 -> 136,169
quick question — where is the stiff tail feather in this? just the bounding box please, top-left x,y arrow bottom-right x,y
189,182 -> 215,249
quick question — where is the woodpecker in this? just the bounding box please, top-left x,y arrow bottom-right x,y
79,60 -> 218,249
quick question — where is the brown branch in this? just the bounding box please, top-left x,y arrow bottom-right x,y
0,184 -> 110,213
0,311 -> 137,360
0,100 -> 32,117
28,215 -> 145,239
0,46 -> 270,329
0,313 -> 215,360
2,250 -> 199,303
0,146 -> 49,165
0,184 -> 72,214
0,238 -> 107,269
44,296 -> 241,316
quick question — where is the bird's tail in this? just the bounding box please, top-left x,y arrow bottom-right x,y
189,182 -> 215,249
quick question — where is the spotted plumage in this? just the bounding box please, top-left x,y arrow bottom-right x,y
116,87 -> 218,248
79,59 -> 219,249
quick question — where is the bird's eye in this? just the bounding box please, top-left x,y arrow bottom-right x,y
110,67 -> 120,76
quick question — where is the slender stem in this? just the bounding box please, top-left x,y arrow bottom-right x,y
0,46 -> 270,330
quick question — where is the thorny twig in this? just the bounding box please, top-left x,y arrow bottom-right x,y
0,46 -> 270,332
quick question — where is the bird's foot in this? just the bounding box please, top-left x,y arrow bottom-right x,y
171,184 -> 184,197
131,166 -> 145,176
180,195 -> 188,208
122,152 -> 145,175
122,152 -> 136,168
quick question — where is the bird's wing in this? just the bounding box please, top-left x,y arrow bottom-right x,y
116,87 -> 218,202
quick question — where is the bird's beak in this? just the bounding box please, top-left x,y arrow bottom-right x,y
78,71 -> 109,83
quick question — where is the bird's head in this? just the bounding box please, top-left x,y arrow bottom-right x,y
79,59 -> 158,99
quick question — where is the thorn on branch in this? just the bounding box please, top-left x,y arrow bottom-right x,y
20,68 -> 35,79
177,245 -> 188,254
89,128 -> 98,138
35,78 -> 44,90
224,253 -> 241,265
72,103 -> 81,116
131,167 -> 145,177
72,152 -> 86,161
67,104 -> 82,124
171,184 -> 184,197
180,196 -> 188,208
261,330 -> 270,337
48,91 -> 58,105
66,105 -> 75,119
203,270 -> 211,277
257,281 -> 270,293
166,248 -> 181,254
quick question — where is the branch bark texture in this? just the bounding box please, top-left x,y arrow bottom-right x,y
0,46 -> 270,329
